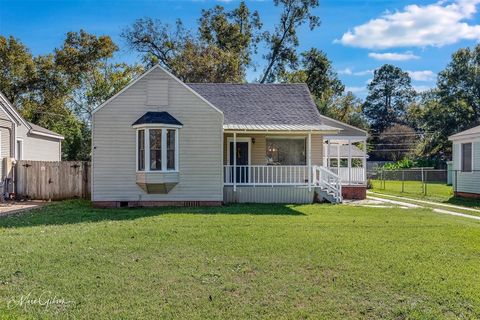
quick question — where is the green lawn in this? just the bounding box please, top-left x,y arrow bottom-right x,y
370,180 -> 480,209
1,200 -> 480,319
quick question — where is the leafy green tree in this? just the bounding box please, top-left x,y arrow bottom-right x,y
363,64 -> 415,134
0,36 -> 36,105
410,45 -> 480,159
329,92 -> 368,130
122,1 -> 261,83
1,30 -> 141,160
280,48 -> 343,106
437,44 -> 480,121
279,48 -> 365,128
376,124 -> 417,161
199,2 -> 262,78
413,90 -> 472,159
259,0 -> 320,83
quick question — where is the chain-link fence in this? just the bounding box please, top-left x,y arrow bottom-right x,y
367,168 -> 451,197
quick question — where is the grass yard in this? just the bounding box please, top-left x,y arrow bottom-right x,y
1,200 -> 480,319
370,180 -> 480,209
370,179 -> 453,202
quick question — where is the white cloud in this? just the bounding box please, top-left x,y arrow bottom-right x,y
354,69 -> 374,76
345,86 -> 366,93
336,0 -> 480,49
414,85 -> 435,92
338,68 -> 353,75
408,70 -> 436,81
337,68 -> 373,76
368,52 -> 420,61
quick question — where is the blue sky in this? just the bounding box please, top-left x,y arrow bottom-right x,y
1,0 -> 480,97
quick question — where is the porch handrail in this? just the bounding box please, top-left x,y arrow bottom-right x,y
312,166 -> 342,202
223,165 -> 308,186
329,167 -> 365,185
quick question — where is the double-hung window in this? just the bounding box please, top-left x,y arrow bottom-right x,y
136,127 -> 179,172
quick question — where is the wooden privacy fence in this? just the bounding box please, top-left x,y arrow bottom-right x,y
15,160 -> 91,200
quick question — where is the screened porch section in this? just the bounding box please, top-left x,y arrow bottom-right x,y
323,136 -> 367,185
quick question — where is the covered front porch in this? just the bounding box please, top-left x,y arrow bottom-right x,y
222,124 -> 367,203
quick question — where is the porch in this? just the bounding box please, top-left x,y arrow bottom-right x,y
222,127 -> 367,203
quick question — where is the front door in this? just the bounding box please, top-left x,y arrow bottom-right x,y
229,141 -> 249,183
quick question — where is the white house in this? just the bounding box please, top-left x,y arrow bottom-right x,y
449,125 -> 480,198
91,65 -> 368,207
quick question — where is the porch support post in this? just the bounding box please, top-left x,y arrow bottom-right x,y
337,144 -> 340,170
233,132 -> 237,192
348,139 -> 352,185
308,132 -> 312,192
327,139 -> 331,168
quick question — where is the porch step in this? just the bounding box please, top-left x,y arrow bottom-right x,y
316,187 -> 342,204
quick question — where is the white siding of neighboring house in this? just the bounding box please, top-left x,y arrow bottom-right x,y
92,67 -> 224,202
0,106 -> 14,179
15,124 -> 62,161
452,139 -> 480,194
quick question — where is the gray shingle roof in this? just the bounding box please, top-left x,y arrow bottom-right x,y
187,83 -> 324,126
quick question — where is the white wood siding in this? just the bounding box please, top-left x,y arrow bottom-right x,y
15,124 -> 61,161
146,80 -> 168,106
92,67 -> 224,202
0,107 -> 14,178
452,140 -> 480,194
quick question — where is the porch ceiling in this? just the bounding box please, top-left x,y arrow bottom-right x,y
223,124 -> 341,134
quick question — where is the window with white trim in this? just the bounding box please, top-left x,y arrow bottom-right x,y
137,130 -> 145,171
461,142 -> 473,172
136,127 -> 179,172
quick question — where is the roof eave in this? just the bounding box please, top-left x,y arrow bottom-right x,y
29,129 -> 65,140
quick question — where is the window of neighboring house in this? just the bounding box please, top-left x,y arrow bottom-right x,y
16,139 -> 23,160
461,142 -> 473,172
136,127 -> 179,172
137,130 -> 145,171
266,138 -> 306,165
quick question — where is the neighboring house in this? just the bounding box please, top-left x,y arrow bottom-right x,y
92,65 -> 367,207
449,125 -> 480,198
0,91 -> 64,186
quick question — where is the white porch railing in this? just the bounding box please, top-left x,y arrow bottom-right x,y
224,165 -> 343,203
329,167 -> 365,185
223,165 -> 309,186
313,166 -> 343,203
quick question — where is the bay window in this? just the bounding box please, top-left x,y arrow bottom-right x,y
136,127 -> 179,172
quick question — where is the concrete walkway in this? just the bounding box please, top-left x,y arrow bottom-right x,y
368,192 -> 480,214
0,201 -> 45,217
